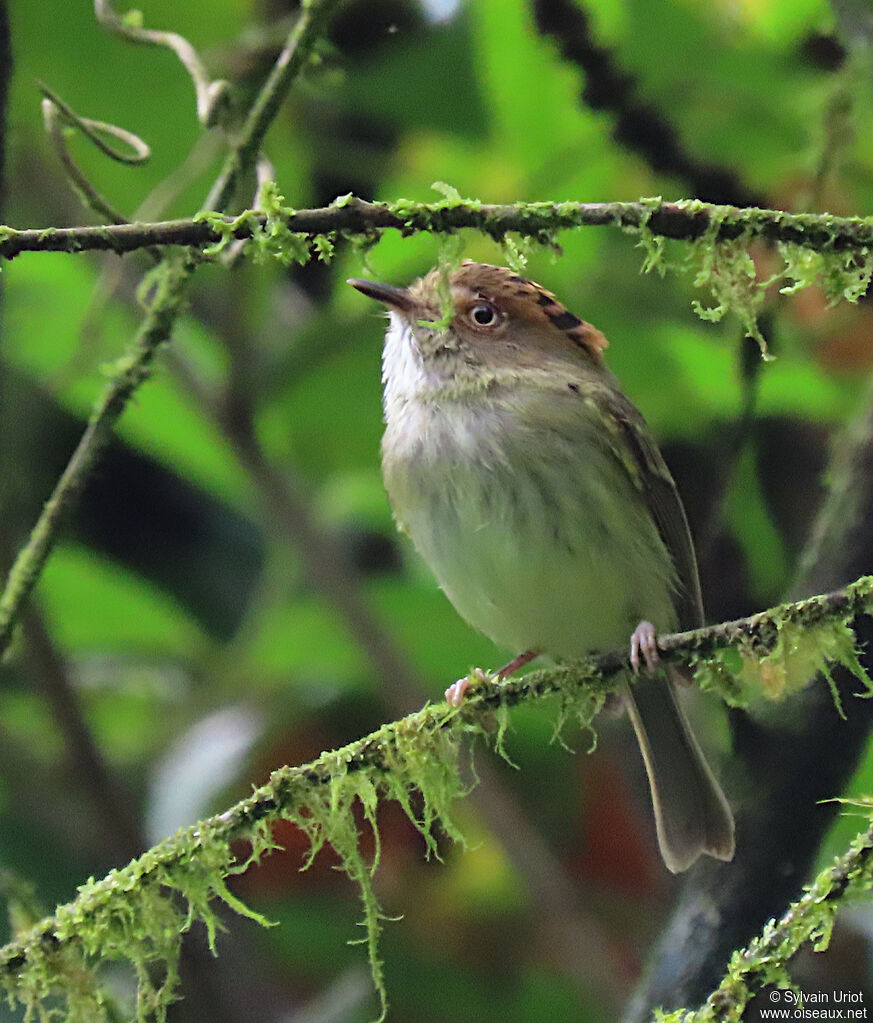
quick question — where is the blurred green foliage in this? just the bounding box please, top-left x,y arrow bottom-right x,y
3,0 -> 873,1020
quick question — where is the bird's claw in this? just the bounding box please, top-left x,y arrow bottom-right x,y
630,620 -> 660,674
445,667 -> 491,707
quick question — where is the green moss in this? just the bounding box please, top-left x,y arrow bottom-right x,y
692,579 -> 873,712
193,208 -> 260,259
688,217 -> 770,355
0,704 -> 473,1023
313,233 -> 335,262
121,9 -> 145,29
265,714 -> 471,1019
693,652 -> 747,707
248,182 -> 309,266
501,234 -> 531,273
429,181 -> 466,205
195,184 -> 341,267
4,577 -> 873,1021
506,201 -> 564,250
417,232 -> 465,330
492,699 -> 517,763
627,200 -> 873,357
632,196 -> 670,276
661,819 -> 873,1022
779,240 -> 873,306
545,679 -> 606,756
736,619 -> 852,714
391,184 -> 483,238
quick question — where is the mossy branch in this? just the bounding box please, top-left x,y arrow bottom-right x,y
7,194 -> 870,357
0,0 -> 345,661
663,816 -> 873,1022
2,196 -> 873,259
2,575 -> 873,1021
0,254 -> 194,657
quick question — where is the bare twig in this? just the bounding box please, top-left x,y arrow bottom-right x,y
39,84 -> 150,225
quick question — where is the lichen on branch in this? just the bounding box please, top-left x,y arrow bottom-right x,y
6,196 -> 873,260
0,705 -> 478,1023
2,576 -> 873,1021
659,811 -> 873,1022
6,195 -> 873,356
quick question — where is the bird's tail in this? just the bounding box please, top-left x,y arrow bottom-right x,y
624,676 -> 735,873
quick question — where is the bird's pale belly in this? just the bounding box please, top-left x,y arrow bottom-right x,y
382,400 -> 678,659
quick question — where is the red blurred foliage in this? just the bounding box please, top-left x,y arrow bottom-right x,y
569,752 -> 662,896
228,720 -> 432,898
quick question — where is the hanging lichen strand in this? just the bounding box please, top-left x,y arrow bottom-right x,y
0,707 -> 474,1023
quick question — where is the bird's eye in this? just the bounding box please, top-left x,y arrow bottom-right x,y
470,303 -> 497,326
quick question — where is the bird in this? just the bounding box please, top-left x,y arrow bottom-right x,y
348,260 -> 735,872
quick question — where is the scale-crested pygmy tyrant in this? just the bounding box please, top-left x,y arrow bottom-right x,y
348,261 -> 735,873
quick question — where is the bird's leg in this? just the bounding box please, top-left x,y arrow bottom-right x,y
496,649 -> 539,679
629,620 -> 659,674
445,649 -> 539,707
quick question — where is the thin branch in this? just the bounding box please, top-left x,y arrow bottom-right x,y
0,253 -> 193,657
38,83 -> 151,167
1,573 -> 871,980
202,0 -> 340,213
1,197 -> 872,260
0,0 -> 345,659
531,0 -> 766,207
39,85 -> 149,225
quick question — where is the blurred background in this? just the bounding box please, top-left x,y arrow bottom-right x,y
2,0 -> 873,1020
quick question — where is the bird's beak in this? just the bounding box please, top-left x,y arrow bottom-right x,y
347,278 -> 416,313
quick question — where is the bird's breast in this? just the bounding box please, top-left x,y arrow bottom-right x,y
381,386 -> 678,659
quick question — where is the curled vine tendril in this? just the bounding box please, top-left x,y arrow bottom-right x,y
94,0 -> 232,129
39,83 -> 151,224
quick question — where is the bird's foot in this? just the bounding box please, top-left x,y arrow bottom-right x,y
629,620 -> 660,674
445,649 -> 539,707
445,667 -> 491,707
